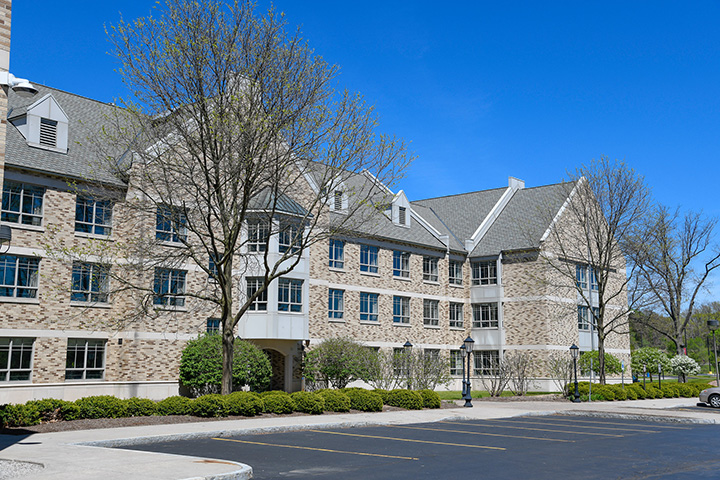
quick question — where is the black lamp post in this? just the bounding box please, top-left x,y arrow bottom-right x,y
708,320 -> 719,385
403,340 -> 413,390
459,344 -> 467,398
462,336 -> 475,407
570,344 -> 580,402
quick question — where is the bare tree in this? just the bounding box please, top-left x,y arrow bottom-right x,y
44,0 -> 411,394
541,157 -> 652,383
629,207 -> 720,369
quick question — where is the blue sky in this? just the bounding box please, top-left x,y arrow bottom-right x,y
10,1 -> 720,298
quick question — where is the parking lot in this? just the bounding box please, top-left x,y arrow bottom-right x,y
125,414 -> 720,479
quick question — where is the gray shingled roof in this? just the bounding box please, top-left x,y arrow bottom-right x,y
409,203 -> 465,252
412,187 -> 506,243
470,182 -> 570,257
6,84 -> 127,186
248,188 -> 309,216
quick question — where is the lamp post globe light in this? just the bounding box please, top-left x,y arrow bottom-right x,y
403,340 -> 413,390
708,320 -> 719,385
570,344 -> 580,402
462,336 -> 475,408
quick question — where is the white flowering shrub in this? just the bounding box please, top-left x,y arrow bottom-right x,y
670,355 -> 700,377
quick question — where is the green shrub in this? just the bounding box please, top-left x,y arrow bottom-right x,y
624,387 -> 638,400
25,399 -> 71,422
386,389 -> 424,410
60,401 -> 81,421
626,384 -> 647,400
661,385 -> 679,398
225,392 -> 264,417
608,385 -> 627,401
316,390 -> 351,412
0,403 -> 41,427
304,338 -> 376,389
75,396 -> 128,419
190,394 -> 229,417
179,334 -> 272,396
579,394 -> 604,402
262,393 -> 295,414
692,383 -> 713,396
126,397 -> 157,417
342,388 -> 383,412
373,389 -> 390,404
418,389 -> 441,409
260,390 -> 288,397
593,386 -> 615,401
291,392 -> 325,415
155,396 -> 192,416
646,386 -> 662,399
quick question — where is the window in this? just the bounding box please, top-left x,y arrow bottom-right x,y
449,261 -> 463,285
1,181 -> 44,226
449,302 -> 464,328
393,251 -> 410,278
246,278 -> 268,311
71,262 -> 109,303
360,292 -> 379,322
471,260 -> 497,285
247,219 -> 270,252
360,245 -> 378,273
206,318 -> 220,334
423,257 -> 438,282
279,222 -> 301,253
472,303 -> 498,328
75,196 -> 112,236
208,255 -> 219,281
0,338 -> 33,381
576,264 -> 587,289
423,299 -> 439,326
590,267 -> 599,291
328,288 -> 344,319
474,350 -> 500,376
450,350 -> 463,376
329,239 -> 344,269
65,339 -> 105,380
393,295 -> 410,324
153,268 -> 186,307
156,205 -> 187,243
278,278 -> 303,312
39,118 -> 58,147
577,305 -> 590,330
0,255 -> 39,298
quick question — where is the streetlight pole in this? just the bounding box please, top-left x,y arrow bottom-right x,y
570,344 -> 580,402
459,344 -> 467,399
462,336 -> 475,407
403,340 -> 413,390
708,320 -> 720,386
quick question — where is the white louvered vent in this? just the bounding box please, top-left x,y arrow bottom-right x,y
39,118 -> 58,148
399,206 -> 406,225
334,190 -> 343,210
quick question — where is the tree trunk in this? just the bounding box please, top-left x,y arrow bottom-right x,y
222,326 -> 234,395
597,335 -> 606,385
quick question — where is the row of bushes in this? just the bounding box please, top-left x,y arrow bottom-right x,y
567,381 -> 712,402
1,388 -> 442,428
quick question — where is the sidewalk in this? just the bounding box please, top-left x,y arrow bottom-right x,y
1,397 -> 717,480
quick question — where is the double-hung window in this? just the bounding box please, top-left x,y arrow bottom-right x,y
279,222 -> 301,253
471,260 -> 497,285
65,339 -> 105,380
472,302 -> 498,328
0,255 -> 39,298
450,350 -> 463,376
278,278 -> 303,312
393,295 -> 410,324
590,267 -> 599,291
0,338 -> 34,381
247,220 -> 270,252
75,196 -> 112,236
71,262 -> 109,303
1,181 -> 44,226
474,350 -> 500,376
449,302 -> 464,328
153,268 -> 186,307
246,277 -> 268,311
393,251 -> 410,278
156,205 -> 187,243
360,292 -> 379,322
328,289 -> 344,319
576,265 -> 587,289
329,239 -> 344,269
423,299 -> 439,326
449,261 -> 463,285
423,257 -> 438,282
360,245 -> 378,273
206,318 -> 220,334
577,305 -> 590,330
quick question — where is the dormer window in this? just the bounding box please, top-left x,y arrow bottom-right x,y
39,118 -> 58,148
330,188 -> 347,214
399,207 -> 406,225
391,191 -> 411,227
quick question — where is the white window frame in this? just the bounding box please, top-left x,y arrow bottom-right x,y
450,350 -> 463,376
247,219 -> 270,252
576,264 -> 588,289
0,337 -> 34,382
449,302 -> 464,328
423,256 -> 439,282
1,180 -> 45,226
278,278 -> 303,313
71,262 -> 110,304
474,350 -> 500,376
328,288 -> 344,319
590,267 -> 599,291
156,205 -> 188,243
423,299 -> 439,326
206,318 -> 221,334
472,302 -> 498,328
0,255 -> 39,299
393,295 -> 410,324
393,251 -> 410,278
449,261 -> 463,285
75,196 -> 113,236
279,221 -> 301,254
246,277 -> 268,311
471,260 -> 497,286
577,305 -> 590,330
153,268 -> 186,307
65,338 -> 106,380
360,245 -> 379,273
329,239 -> 345,269
360,292 -> 379,322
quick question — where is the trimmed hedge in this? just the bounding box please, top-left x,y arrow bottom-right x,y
190,394 -> 229,417
261,392 -> 296,414
386,389 -> 424,410
156,396 -> 193,416
342,388 -> 383,412
418,389 -> 441,409
291,392 -> 325,415
75,396 -> 128,419
126,397 -> 157,417
225,392 -> 264,417
316,389 -> 351,412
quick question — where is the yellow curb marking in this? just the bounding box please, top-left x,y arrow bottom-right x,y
484,418 -> 661,433
307,429 -> 506,451
441,421 -> 624,437
211,437 -> 419,461
389,424 -> 574,443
